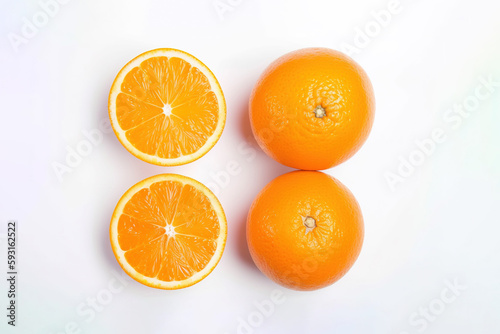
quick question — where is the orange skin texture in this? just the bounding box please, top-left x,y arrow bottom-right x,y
246,171 -> 364,291
249,48 -> 375,170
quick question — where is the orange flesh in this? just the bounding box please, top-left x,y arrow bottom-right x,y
115,56 -> 219,158
117,180 -> 220,281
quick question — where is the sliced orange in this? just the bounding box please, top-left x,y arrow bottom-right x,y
110,174 -> 227,289
108,48 -> 226,166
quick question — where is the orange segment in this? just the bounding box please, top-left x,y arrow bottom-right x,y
119,67 -> 164,107
124,236 -> 166,278
175,235 -> 218,272
125,114 -> 168,155
109,49 -> 226,166
110,174 -> 227,289
149,180 -> 183,224
173,185 -> 221,240
117,215 -> 164,251
122,188 -> 165,226
156,237 -> 194,282
115,93 -> 163,131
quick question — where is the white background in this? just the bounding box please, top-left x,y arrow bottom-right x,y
1,0 -> 500,333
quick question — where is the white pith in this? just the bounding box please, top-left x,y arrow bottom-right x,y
110,174 -> 227,289
108,49 -> 226,166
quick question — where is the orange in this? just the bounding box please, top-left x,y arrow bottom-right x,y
109,48 -> 226,166
110,174 -> 227,289
249,47 -> 375,170
246,171 -> 364,290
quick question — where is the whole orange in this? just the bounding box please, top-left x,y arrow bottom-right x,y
249,47 -> 375,170
246,171 -> 364,290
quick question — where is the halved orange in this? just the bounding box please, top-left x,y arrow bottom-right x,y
108,48 -> 226,166
110,174 -> 227,289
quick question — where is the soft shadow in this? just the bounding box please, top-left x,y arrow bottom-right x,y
237,93 -> 258,146
233,94 -> 260,271
100,208 -> 122,271
232,92 -> 293,272
97,79 -> 127,271
234,202 -> 258,270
